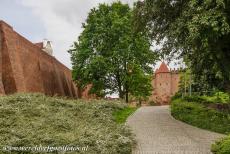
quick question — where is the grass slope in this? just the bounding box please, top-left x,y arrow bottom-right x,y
171,98 -> 230,134
0,93 -> 135,154
113,107 -> 137,124
212,136 -> 230,154
171,98 -> 230,154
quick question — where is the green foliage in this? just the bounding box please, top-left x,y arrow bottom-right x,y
171,98 -> 230,134
69,2 -> 158,101
178,67 -> 216,94
148,100 -> 157,106
212,135 -> 230,154
0,93 -> 135,154
127,64 -> 153,102
171,92 -> 182,101
135,0 -> 230,92
178,69 -> 195,94
113,107 -> 137,124
211,92 -> 230,104
180,92 -> 230,104
183,95 -> 206,103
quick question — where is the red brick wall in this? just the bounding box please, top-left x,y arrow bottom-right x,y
81,84 -> 97,99
0,20 -> 78,97
171,72 -> 180,96
150,71 -> 180,105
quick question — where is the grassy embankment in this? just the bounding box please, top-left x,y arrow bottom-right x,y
113,107 -> 137,124
170,93 -> 230,154
0,93 -> 136,154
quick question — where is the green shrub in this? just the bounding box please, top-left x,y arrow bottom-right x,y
148,100 -> 157,106
0,93 -> 135,154
173,91 -> 230,104
212,135 -> 230,154
171,99 -> 230,134
171,92 -> 182,101
214,92 -> 230,104
183,95 -> 206,103
198,92 -> 230,104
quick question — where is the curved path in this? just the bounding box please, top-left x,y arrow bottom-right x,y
127,106 -> 225,154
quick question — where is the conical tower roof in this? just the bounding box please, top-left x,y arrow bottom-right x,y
156,62 -> 170,73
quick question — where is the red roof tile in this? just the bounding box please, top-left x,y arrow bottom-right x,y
156,62 -> 170,73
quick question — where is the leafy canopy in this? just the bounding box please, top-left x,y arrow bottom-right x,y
69,2 -> 158,101
134,0 -> 230,92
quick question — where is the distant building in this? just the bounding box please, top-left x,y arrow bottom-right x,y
150,62 -> 180,105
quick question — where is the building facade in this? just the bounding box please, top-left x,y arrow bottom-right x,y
150,62 -> 180,105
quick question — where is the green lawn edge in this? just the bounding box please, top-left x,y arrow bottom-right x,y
113,107 -> 138,124
170,98 -> 230,154
170,98 -> 230,134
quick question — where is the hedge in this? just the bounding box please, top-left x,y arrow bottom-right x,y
171,99 -> 230,134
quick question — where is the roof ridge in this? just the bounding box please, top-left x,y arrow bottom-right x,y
155,62 -> 170,73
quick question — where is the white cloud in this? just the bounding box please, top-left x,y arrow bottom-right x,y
20,0 -> 136,68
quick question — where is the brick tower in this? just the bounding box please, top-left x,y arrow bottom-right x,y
150,62 -> 180,105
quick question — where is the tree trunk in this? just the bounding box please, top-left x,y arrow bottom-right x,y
124,60 -> 128,103
125,91 -> 128,103
138,98 -> 142,106
116,72 -> 124,99
224,80 -> 230,94
77,85 -> 82,99
125,82 -> 129,103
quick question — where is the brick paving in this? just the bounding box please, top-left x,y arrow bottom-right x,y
127,106 -> 225,154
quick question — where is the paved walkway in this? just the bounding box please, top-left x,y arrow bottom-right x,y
127,106 -> 225,154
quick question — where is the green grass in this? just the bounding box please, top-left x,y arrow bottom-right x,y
113,107 -> 137,124
171,97 -> 230,154
0,93 -> 135,154
171,98 -> 230,134
212,135 -> 230,154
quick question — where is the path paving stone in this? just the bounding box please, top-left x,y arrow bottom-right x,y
127,106 -> 225,154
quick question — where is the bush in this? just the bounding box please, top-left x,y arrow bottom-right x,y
212,135 -> 230,154
183,95 -> 206,103
148,100 -> 157,106
171,99 -> 230,134
171,92 -> 182,101
0,93 -> 135,154
213,92 -> 230,104
173,92 -> 230,104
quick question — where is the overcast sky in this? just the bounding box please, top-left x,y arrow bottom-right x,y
0,0 -> 136,68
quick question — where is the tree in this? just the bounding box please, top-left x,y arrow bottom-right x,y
128,64 -> 153,105
69,2 -> 158,102
134,0 -> 230,92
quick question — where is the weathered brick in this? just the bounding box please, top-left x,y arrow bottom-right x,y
0,20 -> 78,98
150,62 -> 180,104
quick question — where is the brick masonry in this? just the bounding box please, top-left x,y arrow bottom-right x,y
0,20 -> 78,97
150,62 -> 180,104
